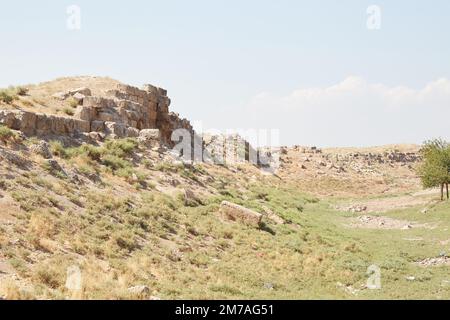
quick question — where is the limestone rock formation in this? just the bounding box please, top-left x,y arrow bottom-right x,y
220,201 -> 263,227
0,81 -> 194,148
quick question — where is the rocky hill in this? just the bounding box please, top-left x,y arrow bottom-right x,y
0,77 -> 449,300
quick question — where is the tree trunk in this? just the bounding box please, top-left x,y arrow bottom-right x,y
441,183 -> 444,201
447,183 -> 449,200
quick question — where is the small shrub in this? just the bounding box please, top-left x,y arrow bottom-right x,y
79,144 -> 103,161
28,212 -> 57,239
0,89 -> 16,104
33,265 -> 63,289
49,140 -> 68,158
14,86 -> 28,96
104,138 -> 139,158
102,154 -> 130,171
62,107 -> 75,116
21,99 -> 34,107
0,125 -> 15,143
67,97 -> 79,108
111,231 -> 140,252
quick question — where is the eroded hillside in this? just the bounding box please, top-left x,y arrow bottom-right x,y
0,78 -> 449,300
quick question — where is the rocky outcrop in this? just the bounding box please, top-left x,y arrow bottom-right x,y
0,82 -> 194,147
0,110 -> 90,136
220,201 -> 263,227
74,83 -> 193,144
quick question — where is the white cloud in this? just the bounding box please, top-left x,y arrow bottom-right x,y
242,77 -> 450,147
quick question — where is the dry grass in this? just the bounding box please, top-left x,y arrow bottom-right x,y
0,76 -> 121,115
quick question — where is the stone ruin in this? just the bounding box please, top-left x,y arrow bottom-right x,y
78,83 -> 193,144
0,83 -> 194,147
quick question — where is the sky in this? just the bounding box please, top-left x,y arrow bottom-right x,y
1,0 -> 449,147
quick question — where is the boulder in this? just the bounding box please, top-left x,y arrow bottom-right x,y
126,127 -> 139,138
52,92 -> 70,100
72,93 -> 85,104
220,201 -> 263,227
83,96 -> 106,108
29,141 -> 52,159
183,189 -> 201,207
52,87 -> 91,101
105,122 -> 127,138
0,110 -> 21,130
127,285 -> 150,299
69,87 -> 91,96
45,159 -> 67,177
138,129 -> 160,146
74,105 -> 93,122
261,206 -> 285,225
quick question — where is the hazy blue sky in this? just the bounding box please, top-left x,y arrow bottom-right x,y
1,0 -> 449,146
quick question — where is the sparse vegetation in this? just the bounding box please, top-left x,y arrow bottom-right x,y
62,107 -> 75,116
0,125 -> 19,145
0,78 -> 449,300
67,97 -> 79,108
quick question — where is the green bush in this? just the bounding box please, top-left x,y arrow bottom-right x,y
80,144 -> 104,161
62,107 -> 75,116
67,97 -> 79,108
0,89 -> 16,104
49,140 -> 69,158
102,154 -> 130,171
0,125 -> 14,140
104,138 -> 139,158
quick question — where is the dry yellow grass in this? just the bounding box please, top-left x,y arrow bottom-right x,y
0,76 -> 121,116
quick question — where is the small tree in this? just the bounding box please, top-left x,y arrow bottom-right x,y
418,139 -> 450,200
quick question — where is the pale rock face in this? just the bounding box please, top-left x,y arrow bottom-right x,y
69,87 -> 91,97
52,87 -> 91,101
72,93 -> 86,104
138,129 -> 161,146
139,129 -> 160,140
127,285 -> 150,298
74,106 -> 93,122
220,201 -> 263,227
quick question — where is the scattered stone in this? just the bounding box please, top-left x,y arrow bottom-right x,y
0,149 -> 31,169
29,140 -> 52,159
220,201 -> 263,227
52,92 -> 70,100
69,87 -> 92,96
350,215 -> 420,230
72,93 -> 85,104
45,159 -> 67,177
261,206 -> 285,224
415,256 -> 450,267
341,205 -> 367,213
263,282 -> 274,290
128,285 -> 151,298
183,189 -> 201,207
138,129 -> 161,146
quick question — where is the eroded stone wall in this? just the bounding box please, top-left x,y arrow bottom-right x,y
0,82 -> 194,146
